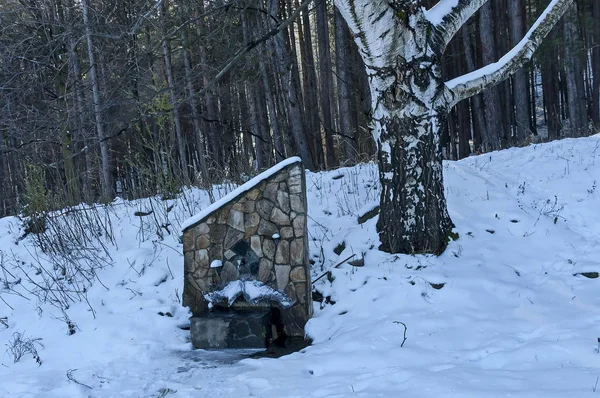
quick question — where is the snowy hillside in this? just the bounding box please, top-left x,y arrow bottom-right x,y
1,136 -> 600,397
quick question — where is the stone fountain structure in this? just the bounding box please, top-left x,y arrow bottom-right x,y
181,157 -> 312,349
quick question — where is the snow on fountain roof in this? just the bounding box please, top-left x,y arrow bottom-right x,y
181,156 -> 302,233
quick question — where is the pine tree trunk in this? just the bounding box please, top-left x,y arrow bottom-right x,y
479,2 -> 503,151
508,0 -> 532,144
540,28 -> 562,141
259,58 -> 285,162
316,0 -> 337,168
270,0 -> 315,169
81,0 -> 112,201
461,22 -> 486,153
181,27 -> 210,185
591,0 -> 600,127
0,128 -> 9,217
247,82 -> 269,169
161,2 -> 189,184
298,0 -> 324,168
334,9 -> 358,164
494,0 -> 513,147
563,5 -> 588,136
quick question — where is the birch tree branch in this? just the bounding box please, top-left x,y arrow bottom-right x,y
444,0 -> 573,109
426,0 -> 488,51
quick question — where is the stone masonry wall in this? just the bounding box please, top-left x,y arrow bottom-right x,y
182,160 -> 312,337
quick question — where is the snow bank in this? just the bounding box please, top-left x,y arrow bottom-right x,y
1,137 -> 600,397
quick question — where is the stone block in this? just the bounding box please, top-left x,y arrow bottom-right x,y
270,207 -> 291,225
194,222 -> 210,235
288,165 -> 302,177
183,232 -> 195,253
244,212 -> 260,229
290,238 -> 304,265
293,216 -> 305,237
289,266 -> 306,282
290,194 -> 304,213
192,266 -> 208,280
224,228 -> 244,249
210,224 -> 226,242
280,227 -> 294,239
184,252 -> 194,272
224,249 -> 236,260
217,206 -> 231,224
256,199 -> 274,219
262,239 -> 275,260
242,200 -> 256,213
247,188 -> 260,200
227,209 -> 245,231
295,282 -> 307,304
275,240 -> 290,264
272,171 -> 288,183
288,176 -> 302,194
195,249 -> 209,268
277,191 -> 290,213
250,235 -> 262,256
219,261 -> 239,283
257,219 -> 278,236
263,182 -> 278,201
208,244 -> 223,261
258,258 -> 273,283
195,234 -> 211,250
275,265 -> 291,291
284,282 -> 297,302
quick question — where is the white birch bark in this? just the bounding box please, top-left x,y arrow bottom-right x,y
332,0 -> 573,254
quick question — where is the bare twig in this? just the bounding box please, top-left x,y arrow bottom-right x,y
66,369 -> 92,390
393,321 -> 408,347
312,254 -> 356,285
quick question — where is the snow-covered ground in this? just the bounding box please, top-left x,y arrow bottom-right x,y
1,136 -> 599,397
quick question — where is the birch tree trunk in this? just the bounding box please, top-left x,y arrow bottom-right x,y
81,0 -> 112,201
333,0 -> 573,254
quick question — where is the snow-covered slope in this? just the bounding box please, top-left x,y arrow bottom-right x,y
1,136 -> 599,397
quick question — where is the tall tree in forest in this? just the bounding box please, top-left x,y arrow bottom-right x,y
479,2 -> 504,150
81,0 -> 112,201
333,0 -> 574,254
334,9 -> 359,163
507,0 -> 533,143
592,0 -> 600,128
562,3 -> 588,136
